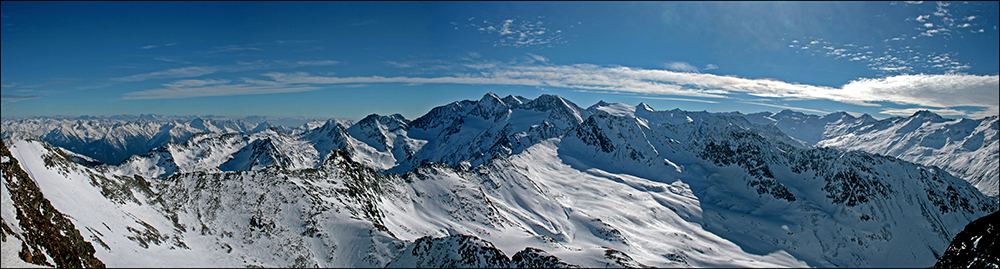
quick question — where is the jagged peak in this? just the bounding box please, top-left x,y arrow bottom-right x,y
774,109 -> 803,118
859,113 -> 877,121
636,102 -> 654,112
910,110 -> 943,119
529,94 -> 568,108
477,92 -> 509,108
501,95 -> 527,107
822,111 -> 854,120
525,95 -> 586,123
480,92 -> 504,104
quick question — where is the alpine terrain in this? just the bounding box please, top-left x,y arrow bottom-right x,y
2,93 -> 997,268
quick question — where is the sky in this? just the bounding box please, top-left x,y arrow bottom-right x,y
2,1 -> 998,121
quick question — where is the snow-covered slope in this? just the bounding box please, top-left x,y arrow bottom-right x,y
746,110 -> 999,198
553,105 -> 996,267
2,93 -> 997,268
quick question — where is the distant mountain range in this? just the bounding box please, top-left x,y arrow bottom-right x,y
2,93 -> 997,268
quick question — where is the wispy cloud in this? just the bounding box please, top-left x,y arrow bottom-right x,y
467,17 -> 564,48
113,60 -> 342,82
792,37 -> 969,74
206,44 -> 262,54
296,60 -> 341,66
1,94 -> 41,104
21,80 -> 75,88
879,107 -> 966,116
635,96 -> 719,104
739,101 -> 831,114
141,42 -> 177,50
114,66 -> 219,82
703,64 -> 719,70
664,62 -> 699,73
1,94 -> 40,100
525,53 -> 549,63
122,78 -> 320,100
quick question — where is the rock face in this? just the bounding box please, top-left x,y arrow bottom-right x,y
933,210 -> 999,268
509,247 -> 579,268
387,234 -> 510,268
1,140 -> 105,268
386,234 -> 581,268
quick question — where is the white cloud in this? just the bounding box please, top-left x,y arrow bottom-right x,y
832,74 -> 998,110
739,101 -> 831,114
385,61 -> 413,68
636,96 -> 719,104
704,64 -> 719,70
113,66 -> 219,82
113,60 -> 342,82
162,79 -> 231,88
123,80 -> 319,100
468,17 -> 564,48
933,1 -> 950,16
879,107 -> 967,116
296,60 -> 341,66
525,53 -> 549,63
664,62 -> 699,73
207,45 -> 262,53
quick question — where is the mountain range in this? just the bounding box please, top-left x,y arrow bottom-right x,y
2,93 -> 997,268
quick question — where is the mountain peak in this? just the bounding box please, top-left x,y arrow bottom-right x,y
481,92 -> 503,103
527,94 -> 570,111
472,92 -> 511,120
911,110 -> 942,119
636,102 -> 654,112
774,109 -> 802,117
822,111 -> 854,120
501,95 -> 526,107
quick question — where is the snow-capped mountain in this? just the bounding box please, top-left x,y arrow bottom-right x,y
745,110 -> 999,198
1,117 -> 268,166
3,93 -> 997,268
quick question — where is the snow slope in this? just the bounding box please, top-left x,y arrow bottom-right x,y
746,110 -> 999,198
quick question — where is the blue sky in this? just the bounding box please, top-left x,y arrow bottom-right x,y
2,1 -> 998,120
